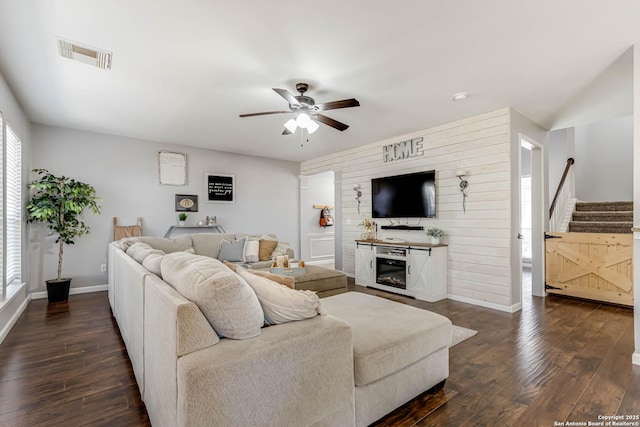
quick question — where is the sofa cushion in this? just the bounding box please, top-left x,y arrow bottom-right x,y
191,233 -> 236,258
224,261 -> 295,289
236,232 -> 277,240
142,252 -> 165,277
236,267 -> 322,325
124,235 -> 194,254
217,238 -> 247,262
322,292 -> 452,386
126,242 -> 165,264
161,252 -> 264,340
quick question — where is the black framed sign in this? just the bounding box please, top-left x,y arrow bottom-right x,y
175,194 -> 198,212
206,173 -> 235,203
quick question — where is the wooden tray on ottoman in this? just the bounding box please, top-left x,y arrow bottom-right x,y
269,267 -> 308,276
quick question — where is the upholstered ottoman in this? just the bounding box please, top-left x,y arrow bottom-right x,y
258,265 -> 348,297
322,292 -> 452,427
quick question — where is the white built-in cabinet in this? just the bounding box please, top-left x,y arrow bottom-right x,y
355,240 -> 447,302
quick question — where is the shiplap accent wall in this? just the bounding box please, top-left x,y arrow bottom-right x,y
301,108 -> 517,310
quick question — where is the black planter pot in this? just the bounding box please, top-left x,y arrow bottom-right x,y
46,278 -> 72,303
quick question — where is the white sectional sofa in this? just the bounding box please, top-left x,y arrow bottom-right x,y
108,234 -> 452,426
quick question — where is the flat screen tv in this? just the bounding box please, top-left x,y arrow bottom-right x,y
372,170 -> 436,218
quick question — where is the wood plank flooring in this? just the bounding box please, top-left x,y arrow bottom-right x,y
1,272 -> 638,426
0,294 -> 149,426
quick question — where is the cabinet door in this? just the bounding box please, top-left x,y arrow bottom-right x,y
355,244 -> 375,286
407,249 -> 432,295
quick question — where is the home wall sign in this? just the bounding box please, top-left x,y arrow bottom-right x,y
383,137 -> 424,163
206,173 -> 235,203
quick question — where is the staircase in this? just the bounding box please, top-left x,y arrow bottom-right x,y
568,201 -> 633,234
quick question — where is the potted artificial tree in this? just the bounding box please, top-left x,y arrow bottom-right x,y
26,168 -> 101,303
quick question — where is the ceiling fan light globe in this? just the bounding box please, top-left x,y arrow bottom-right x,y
296,113 -> 312,129
284,119 -> 298,133
307,120 -> 319,134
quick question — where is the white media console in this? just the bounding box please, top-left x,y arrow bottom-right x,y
355,240 -> 447,302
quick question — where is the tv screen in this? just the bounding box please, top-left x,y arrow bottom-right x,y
372,170 -> 436,218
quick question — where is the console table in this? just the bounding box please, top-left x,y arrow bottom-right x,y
355,239 -> 447,302
164,224 -> 226,238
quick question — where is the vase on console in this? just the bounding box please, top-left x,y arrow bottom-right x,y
178,213 -> 188,226
426,227 -> 445,245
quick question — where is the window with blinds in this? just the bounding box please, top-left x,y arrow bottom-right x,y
0,114 -> 3,293
5,124 -> 21,285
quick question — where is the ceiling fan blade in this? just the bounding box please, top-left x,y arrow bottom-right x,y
315,98 -> 360,111
314,114 -> 349,131
273,88 -> 300,106
239,110 -> 290,118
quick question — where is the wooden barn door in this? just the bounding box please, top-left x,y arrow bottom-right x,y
545,232 -> 633,306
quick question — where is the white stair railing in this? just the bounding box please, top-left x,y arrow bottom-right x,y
549,158 -> 576,232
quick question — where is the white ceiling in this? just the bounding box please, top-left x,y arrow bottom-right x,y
0,0 -> 637,162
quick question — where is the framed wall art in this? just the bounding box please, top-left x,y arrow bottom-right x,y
159,151 -> 187,186
175,194 -> 198,212
206,173 -> 235,203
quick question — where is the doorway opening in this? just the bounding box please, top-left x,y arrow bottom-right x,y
299,170 -> 336,269
520,136 -> 545,300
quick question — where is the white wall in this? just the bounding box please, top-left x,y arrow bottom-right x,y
302,108 -> 522,311
547,127 -> 575,204
29,124 -> 300,292
574,115 -> 633,201
551,47 -> 633,131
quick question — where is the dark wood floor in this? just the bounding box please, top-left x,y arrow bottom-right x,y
0,294 -> 149,426
1,273 -> 638,426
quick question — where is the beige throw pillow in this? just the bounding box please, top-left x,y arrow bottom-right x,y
271,241 -> 291,258
236,268 -> 322,325
161,252 -> 264,340
223,261 -> 295,289
258,239 -> 278,261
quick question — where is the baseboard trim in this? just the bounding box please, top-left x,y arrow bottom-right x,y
0,293 -> 31,344
31,284 -> 108,300
633,353 -> 640,366
448,294 -> 522,313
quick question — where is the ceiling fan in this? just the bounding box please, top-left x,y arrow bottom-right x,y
239,83 -> 360,135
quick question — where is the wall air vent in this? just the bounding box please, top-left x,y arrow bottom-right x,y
56,37 -> 112,70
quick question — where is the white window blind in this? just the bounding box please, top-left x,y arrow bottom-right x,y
0,114 -> 3,291
5,124 -> 21,285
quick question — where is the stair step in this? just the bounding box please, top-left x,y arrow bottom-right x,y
568,221 -> 633,234
575,201 -> 633,212
572,211 -> 633,222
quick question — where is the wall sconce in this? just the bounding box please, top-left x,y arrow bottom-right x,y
354,184 -> 362,214
456,170 -> 469,213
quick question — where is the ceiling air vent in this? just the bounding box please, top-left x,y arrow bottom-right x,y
56,37 -> 112,70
